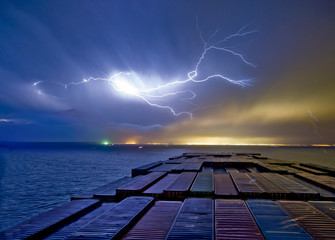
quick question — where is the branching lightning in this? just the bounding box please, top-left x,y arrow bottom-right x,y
33,22 -> 257,118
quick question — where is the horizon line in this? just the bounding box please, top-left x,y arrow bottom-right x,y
0,141 -> 334,147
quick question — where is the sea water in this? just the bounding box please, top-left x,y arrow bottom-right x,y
0,143 -> 334,231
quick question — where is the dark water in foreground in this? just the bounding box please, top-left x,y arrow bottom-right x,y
0,143 -> 334,231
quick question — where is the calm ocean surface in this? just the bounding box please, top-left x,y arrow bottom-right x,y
0,143 -> 334,231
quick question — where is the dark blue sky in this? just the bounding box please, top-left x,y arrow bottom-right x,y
1,0 -> 335,144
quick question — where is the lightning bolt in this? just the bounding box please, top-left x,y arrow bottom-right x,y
34,22 -> 257,118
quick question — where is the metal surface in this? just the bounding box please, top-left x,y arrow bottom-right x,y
230,172 -> 264,197
215,199 -> 264,239
309,201 -> 335,220
66,197 -> 154,240
132,161 -> 163,176
116,172 -> 166,198
143,173 -> 180,196
247,173 -> 289,199
164,172 -> 197,200
214,173 -> 238,196
121,201 -> 182,240
246,200 -> 313,239
278,200 -> 335,239
0,199 -> 101,240
149,163 -> 181,172
262,173 -> 319,199
166,198 -> 213,240
296,172 -> 335,192
285,175 -> 335,200
190,172 -> 214,196
45,203 -> 117,240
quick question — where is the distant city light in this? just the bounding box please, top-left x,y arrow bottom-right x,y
102,140 -> 110,145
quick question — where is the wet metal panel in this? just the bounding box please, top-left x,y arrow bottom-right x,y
116,172 -> 166,197
66,197 -> 154,240
164,172 -> 197,200
132,161 -> 163,176
296,172 -> 335,192
214,173 -> 238,196
246,200 -> 313,239
0,199 -> 101,240
230,172 -> 264,197
149,163 -> 180,172
143,174 -> 180,195
262,173 -> 319,199
247,173 -> 289,199
278,200 -> 335,240
121,201 -> 182,240
45,203 -> 117,240
166,198 -> 213,240
190,172 -> 214,196
215,199 -> 264,240
309,201 -> 335,220
285,175 -> 335,200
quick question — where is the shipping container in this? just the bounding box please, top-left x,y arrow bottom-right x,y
256,163 -> 288,173
73,176 -> 141,200
190,172 -> 214,196
246,200 -> 313,239
246,173 -> 289,199
132,161 -> 163,176
0,199 -> 101,240
171,162 -> 203,172
166,198 -> 213,240
296,172 -> 335,192
67,196 -> 154,240
202,165 -> 214,172
300,163 -> 335,175
46,203 -> 117,240
278,200 -> 335,239
92,176 -> 142,201
215,199 -> 264,239
121,201 -> 182,240
262,173 -> 319,200
247,167 -> 259,173
149,163 -> 181,172
214,173 -> 238,197
116,172 -> 166,198
290,164 -> 327,175
143,174 -> 180,197
285,175 -> 335,200
224,167 -> 239,173
163,172 -> 197,200
230,172 -> 264,197
309,201 -> 335,220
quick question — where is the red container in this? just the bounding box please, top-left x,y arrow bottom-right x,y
278,200 -> 335,240
122,201 -> 182,240
214,173 -> 238,196
215,199 -> 264,240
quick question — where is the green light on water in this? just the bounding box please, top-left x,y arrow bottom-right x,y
102,140 -> 109,145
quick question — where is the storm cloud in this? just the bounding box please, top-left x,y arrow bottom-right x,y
0,0 -> 334,144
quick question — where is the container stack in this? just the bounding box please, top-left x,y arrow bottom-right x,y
2,152 -> 335,239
